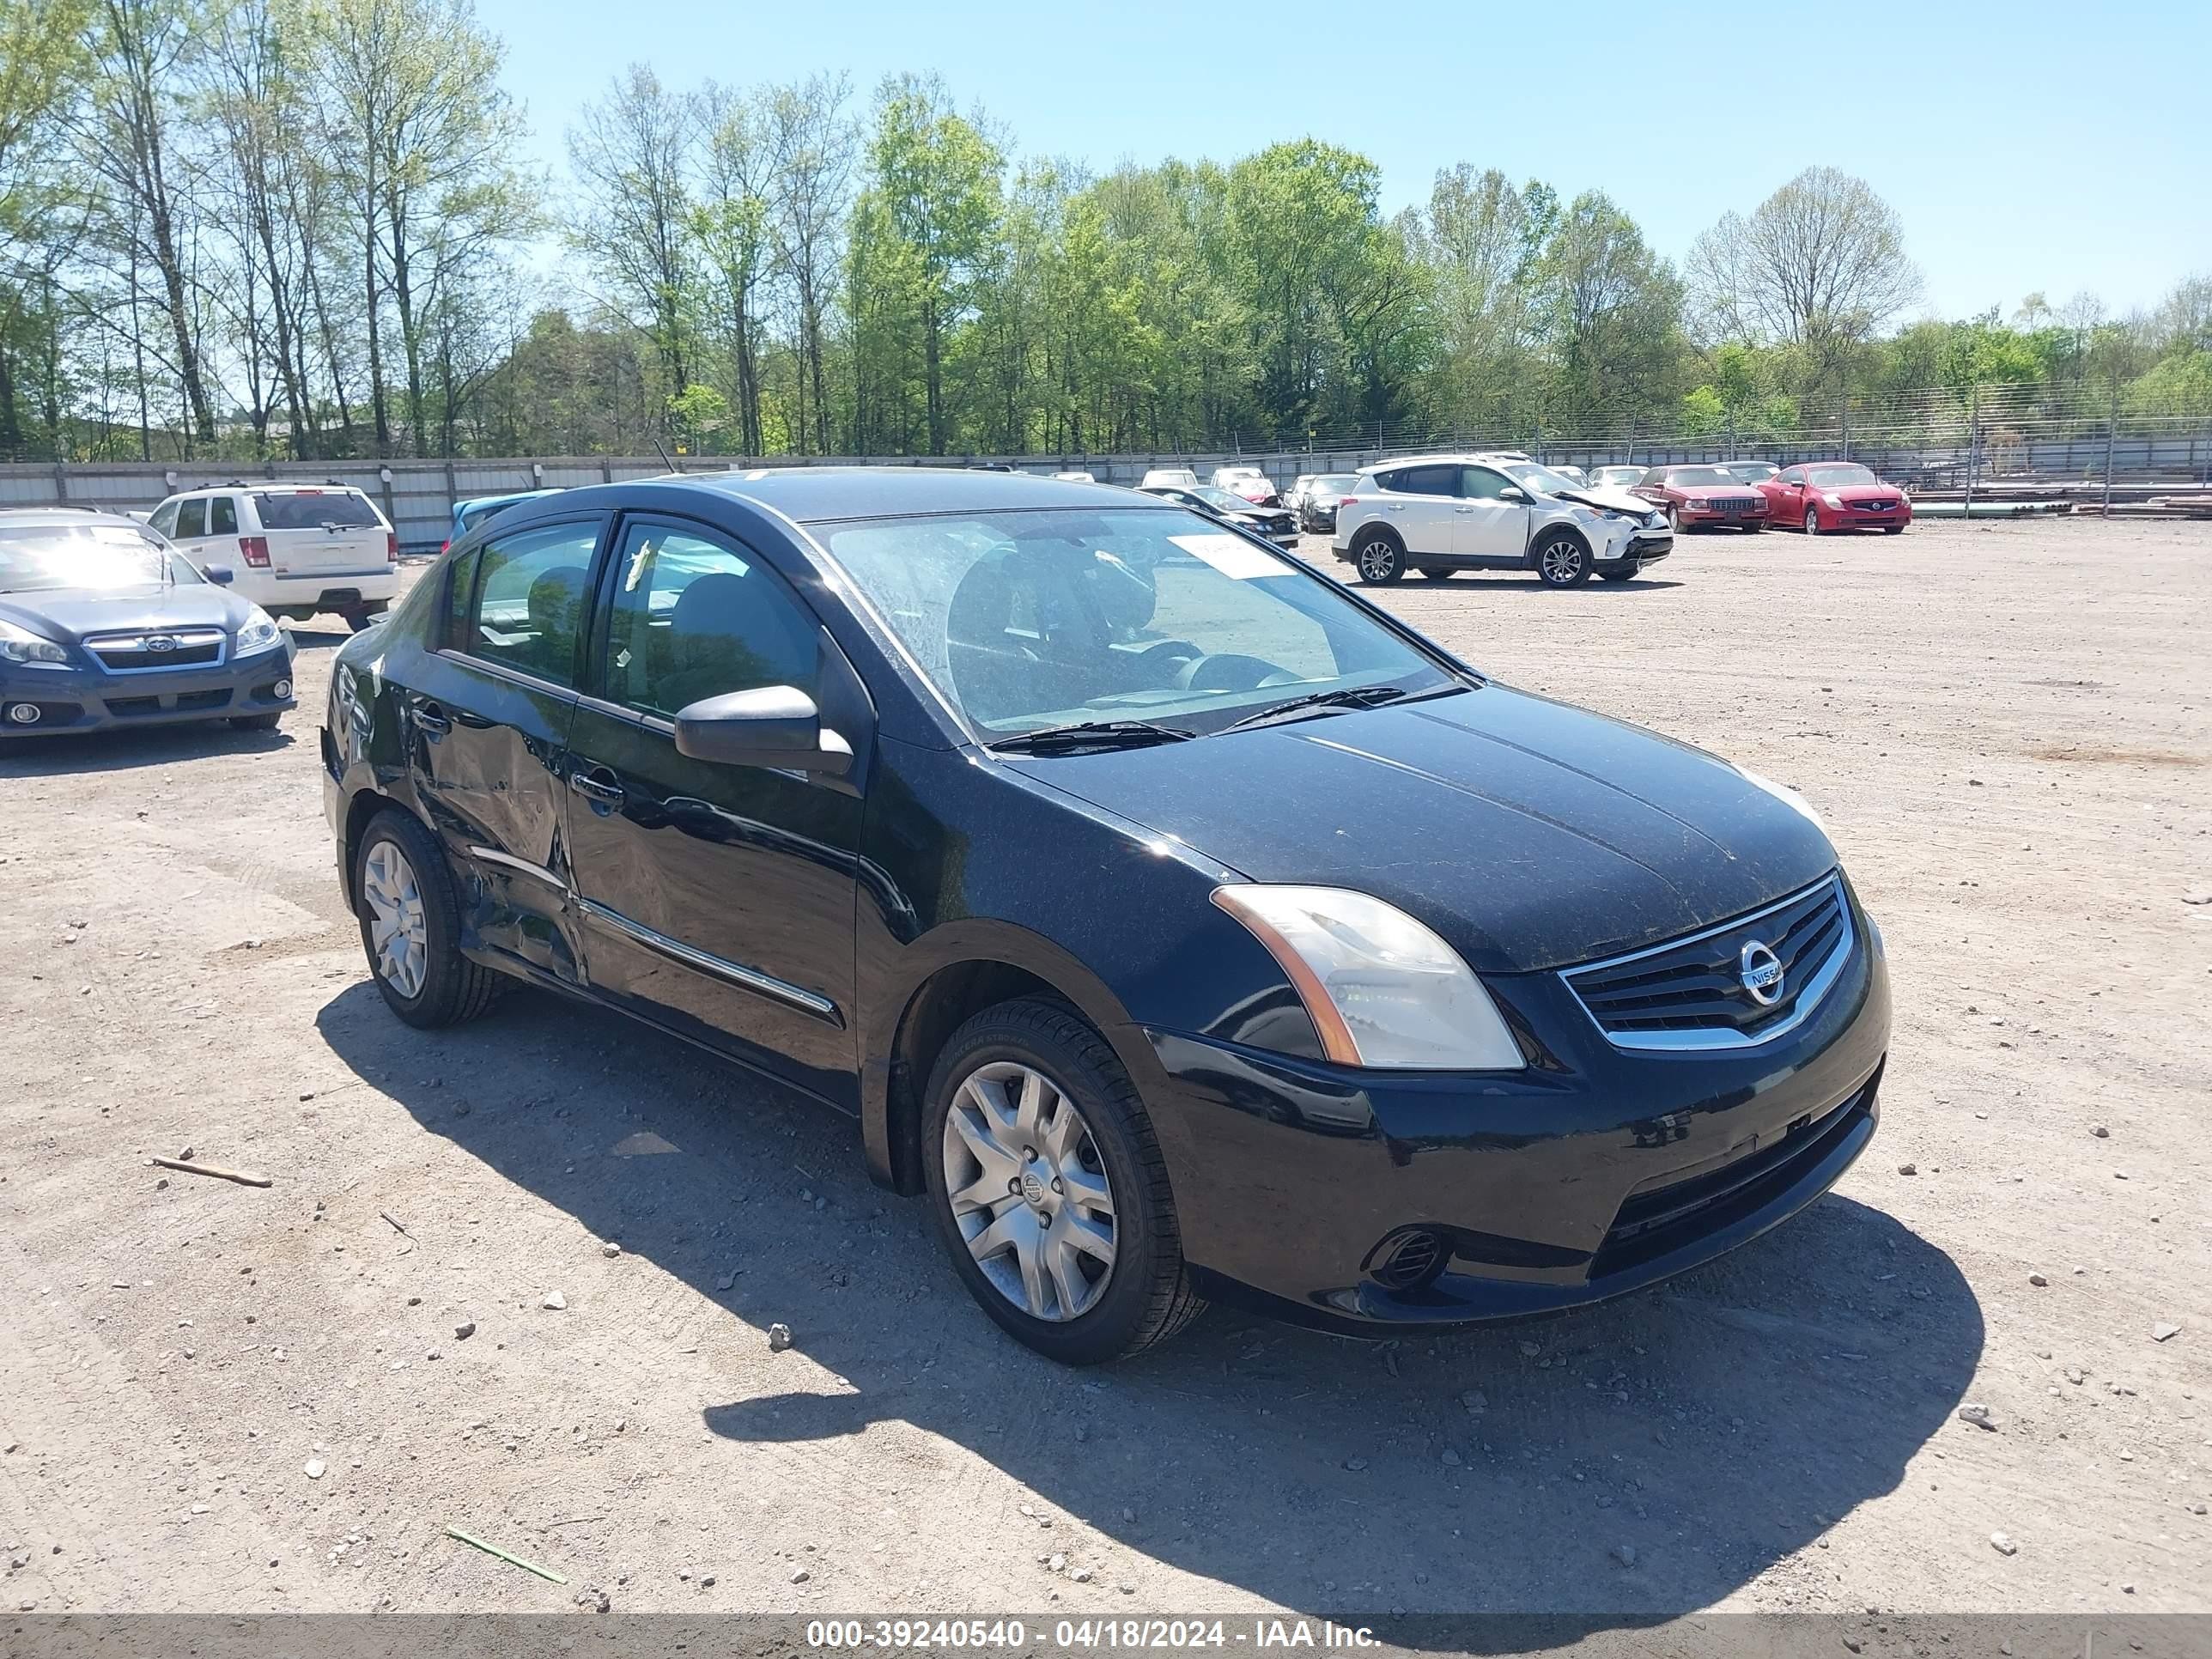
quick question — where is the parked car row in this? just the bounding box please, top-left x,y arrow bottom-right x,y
1573,461 -> 1911,537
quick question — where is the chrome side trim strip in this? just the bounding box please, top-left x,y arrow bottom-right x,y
575,896 -> 841,1024
467,845 -> 566,890
1563,873 -> 1856,1054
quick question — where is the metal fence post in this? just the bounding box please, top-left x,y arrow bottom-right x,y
1964,391 -> 1978,516
2101,379 -> 2118,517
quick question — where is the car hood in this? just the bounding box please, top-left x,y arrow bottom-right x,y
0,583 -> 252,643
1552,485 -> 1655,516
1009,685 -> 1838,975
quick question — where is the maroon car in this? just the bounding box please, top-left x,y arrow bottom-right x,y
1759,462 -> 1913,535
1632,465 -> 1769,532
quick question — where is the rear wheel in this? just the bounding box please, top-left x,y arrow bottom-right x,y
923,997 -> 1203,1364
353,809 -> 501,1029
1534,532 -> 1592,587
1353,533 -> 1405,585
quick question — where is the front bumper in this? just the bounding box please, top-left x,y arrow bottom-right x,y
1818,502 -> 1913,531
1135,893 -> 1889,1334
0,642 -> 295,737
1676,507 -> 1768,529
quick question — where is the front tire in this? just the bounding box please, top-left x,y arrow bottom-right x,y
1534,532 -> 1592,587
1803,507 -> 1822,536
353,808 -> 501,1029
923,997 -> 1203,1364
1416,566 -> 1455,580
1743,518 -> 1765,533
230,712 -> 283,731
1599,564 -> 1641,584
1353,532 -> 1405,585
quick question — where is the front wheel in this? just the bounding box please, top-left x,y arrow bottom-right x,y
1882,525 -> 1905,535
923,997 -> 1203,1364
1598,564 -> 1641,584
1534,532 -> 1592,587
353,809 -> 501,1029
1353,534 -> 1405,585
229,712 -> 283,731
1803,507 -> 1822,536
1416,566 -> 1455,580
1742,519 -> 1765,533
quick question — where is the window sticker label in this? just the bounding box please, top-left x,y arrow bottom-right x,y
1170,532 -> 1291,580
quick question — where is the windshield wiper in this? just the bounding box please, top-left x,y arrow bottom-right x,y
1218,684 -> 1415,734
988,719 -> 1197,755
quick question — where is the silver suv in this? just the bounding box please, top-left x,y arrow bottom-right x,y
1330,453 -> 1672,587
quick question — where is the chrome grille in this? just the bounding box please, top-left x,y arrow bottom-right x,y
1561,875 -> 1855,1053
84,626 -> 226,673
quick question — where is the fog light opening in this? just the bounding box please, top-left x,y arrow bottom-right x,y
6,702 -> 41,726
272,678 -> 294,701
1368,1228 -> 1448,1293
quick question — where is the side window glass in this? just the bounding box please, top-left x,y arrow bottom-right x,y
1780,469 -> 1802,485
149,501 -> 179,537
1460,467 -> 1513,501
600,521 -> 819,719
210,496 -> 238,535
466,520 -> 599,686
442,547 -> 482,649
1373,470 -> 1407,494
175,498 -> 207,539
1398,465 -> 1457,496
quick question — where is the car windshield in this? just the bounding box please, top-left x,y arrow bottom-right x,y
1314,474 -> 1357,492
1595,467 -> 1643,484
1806,465 -> 1880,488
1503,462 -> 1585,496
1667,467 -> 1737,487
1185,485 -> 1254,511
252,489 -> 381,530
822,507 -> 1455,738
0,524 -> 199,592
1727,464 -> 1778,481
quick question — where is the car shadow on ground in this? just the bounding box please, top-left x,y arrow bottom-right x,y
317,979 -> 1980,1634
0,722 -> 292,776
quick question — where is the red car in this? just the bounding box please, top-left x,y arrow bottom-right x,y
1630,464 -> 1769,532
1759,462 -> 1912,535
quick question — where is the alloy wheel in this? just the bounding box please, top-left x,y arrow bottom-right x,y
1357,540 -> 1398,582
362,838 -> 428,999
940,1060 -> 1117,1322
1540,540 -> 1585,584
1804,507 -> 1820,536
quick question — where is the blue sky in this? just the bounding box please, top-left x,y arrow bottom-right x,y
478,0 -> 2209,322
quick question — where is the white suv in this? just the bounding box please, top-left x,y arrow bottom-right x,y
149,483 -> 399,630
1330,453 -> 1671,588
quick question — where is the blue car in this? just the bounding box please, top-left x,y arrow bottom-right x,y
0,507 -> 296,744
447,489 -> 562,550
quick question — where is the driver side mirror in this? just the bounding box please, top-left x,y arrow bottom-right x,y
204,564 -> 234,585
673,684 -> 853,776
1498,485 -> 1529,503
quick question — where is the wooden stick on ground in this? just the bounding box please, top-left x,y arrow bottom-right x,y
149,1156 -> 271,1188
445,1525 -> 568,1584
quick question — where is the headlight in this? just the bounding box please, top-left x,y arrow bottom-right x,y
234,608 -> 283,654
1687,497 -> 1709,510
1644,511 -> 1663,529
0,617 -> 69,665
1822,492 -> 1845,508
1737,767 -> 1828,836
1211,885 -> 1523,1071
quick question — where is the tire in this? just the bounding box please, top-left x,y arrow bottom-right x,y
341,608 -> 377,633
353,808 -> 501,1030
1416,566 -> 1455,580
1534,531 -> 1592,587
1352,532 -> 1405,585
1882,525 -> 1905,535
1743,519 -> 1765,534
230,712 -> 283,731
1803,507 -> 1822,537
922,996 -> 1204,1364
1599,564 -> 1641,584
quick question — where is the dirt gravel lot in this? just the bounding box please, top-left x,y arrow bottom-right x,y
1,514 -> 2207,1624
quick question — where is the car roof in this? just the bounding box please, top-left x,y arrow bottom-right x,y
556,465 -> 1160,526
457,489 -> 559,512
0,506 -> 147,529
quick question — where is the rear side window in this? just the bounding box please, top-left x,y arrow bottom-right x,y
1380,465 -> 1458,496
210,496 -> 238,535
175,498 -> 207,538
464,520 -> 601,687
252,490 -> 381,531
598,520 -> 819,719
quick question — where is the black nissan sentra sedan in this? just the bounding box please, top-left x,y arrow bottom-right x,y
323,470 -> 1888,1364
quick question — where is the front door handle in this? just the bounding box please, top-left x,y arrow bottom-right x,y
414,702 -> 453,736
1454,505 -> 1475,514
569,769 -> 624,807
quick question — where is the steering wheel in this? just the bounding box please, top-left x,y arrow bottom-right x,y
1128,639 -> 1203,678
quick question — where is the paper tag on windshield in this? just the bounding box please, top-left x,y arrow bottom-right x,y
1170,533 -> 1291,580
